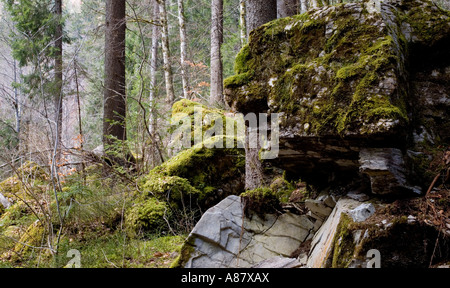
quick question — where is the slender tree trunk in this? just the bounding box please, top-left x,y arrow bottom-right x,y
177,0 -> 190,99
103,0 -> 127,147
12,58 -> 21,135
149,0 -> 161,167
210,0 -> 224,106
300,0 -> 308,14
277,0 -> 299,18
54,0 -> 63,163
245,126 -> 264,190
309,0 -> 320,9
239,0 -> 247,46
246,0 -> 277,37
74,60 -> 86,184
158,0 -> 175,104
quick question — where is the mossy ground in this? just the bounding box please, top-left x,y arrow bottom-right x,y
0,160 -> 186,268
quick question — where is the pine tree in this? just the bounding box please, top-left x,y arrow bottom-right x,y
178,0 -> 191,100
149,0 -> 161,167
157,0 -> 175,104
3,0 -> 67,159
54,0 -> 63,162
210,0 -> 224,106
103,0 -> 127,155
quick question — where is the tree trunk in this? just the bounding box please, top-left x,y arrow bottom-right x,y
300,0 -> 308,14
177,0 -> 190,100
243,0 -> 277,190
12,58 -> 21,135
54,0 -> 63,163
277,0 -> 299,18
239,0 -> 247,46
309,0 -> 321,9
210,0 -> 224,106
246,0 -> 277,37
245,126 -> 265,190
158,0 -> 176,104
103,0 -> 127,147
149,0 -> 161,167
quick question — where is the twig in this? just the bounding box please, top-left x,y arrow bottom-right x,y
426,173 -> 441,196
102,249 -> 118,268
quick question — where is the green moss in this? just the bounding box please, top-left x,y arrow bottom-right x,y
172,99 -> 221,117
12,220 -> 45,256
0,202 -> 28,230
142,175 -> 201,204
138,132 -> 245,235
402,0 -> 450,44
170,237 -> 196,268
125,198 -> 168,237
16,161 -> 49,180
241,187 -> 281,218
151,135 -> 244,192
223,71 -> 253,88
331,213 -> 356,268
234,44 -> 252,74
0,161 -> 50,205
269,176 -> 295,203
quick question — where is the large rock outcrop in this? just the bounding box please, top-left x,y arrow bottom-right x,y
224,0 -> 450,194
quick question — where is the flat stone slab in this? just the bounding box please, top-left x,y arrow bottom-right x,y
181,195 -> 317,268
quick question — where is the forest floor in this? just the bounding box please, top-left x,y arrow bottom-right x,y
0,161 -> 186,268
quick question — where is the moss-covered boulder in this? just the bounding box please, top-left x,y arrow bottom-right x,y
241,187 -> 281,218
169,99 -> 245,154
0,161 -> 49,206
225,1 -> 412,137
147,135 -> 245,207
128,134 -> 245,235
125,198 -> 169,236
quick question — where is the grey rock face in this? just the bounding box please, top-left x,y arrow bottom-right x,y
0,193 -> 11,209
180,195 -> 317,268
359,148 -> 421,195
348,203 -> 376,223
306,197 -> 363,268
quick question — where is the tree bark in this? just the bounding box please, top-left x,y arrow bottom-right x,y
277,0 -> 299,18
244,0 -> 277,190
309,0 -> 321,9
246,0 -> 277,37
178,0 -> 190,99
210,0 -> 224,106
158,0 -> 176,104
239,0 -> 247,46
149,0 -> 161,167
245,126 -> 265,190
103,0 -> 127,146
300,0 -> 308,14
54,0 -> 63,163
12,58 -> 21,135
